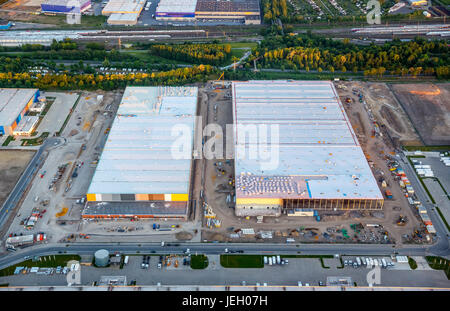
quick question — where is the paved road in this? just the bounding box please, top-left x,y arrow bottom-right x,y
398,153 -> 450,256
0,137 -> 62,233
220,51 -> 251,70
0,241 -> 433,270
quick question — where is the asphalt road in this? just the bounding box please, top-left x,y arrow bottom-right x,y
398,152 -> 450,256
0,240 -> 433,270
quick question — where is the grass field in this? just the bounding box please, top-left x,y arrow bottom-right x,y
220,255 -> 264,268
1,135 -> 15,146
190,255 -> 209,269
0,255 -> 80,277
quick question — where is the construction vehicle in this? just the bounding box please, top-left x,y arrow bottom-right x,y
342,229 -> 349,238
396,215 -> 407,226
385,190 -> 393,199
215,71 -> 225,89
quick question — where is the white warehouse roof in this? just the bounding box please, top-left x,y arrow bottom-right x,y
0,88 -> 37,126
87,86 -> 197,195
102,0 -> 145,15
156,0 -> 198,13
232,80 -> 383,200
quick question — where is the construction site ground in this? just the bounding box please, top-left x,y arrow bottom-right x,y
340,81 -> 422,146
2,89 -> 204,250
200,81 -> 427,247
390,83 -> 450,146
2,82 -> 437,251
0,150 -> 35,207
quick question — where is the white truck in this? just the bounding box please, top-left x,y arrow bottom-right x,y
276,256 -> 281,265
264,256 -> 268,265
356,257 -> 361,266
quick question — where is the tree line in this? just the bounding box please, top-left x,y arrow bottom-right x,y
150,44 -> 232,65
0,65 -> 214,91
249,34 -> 450,78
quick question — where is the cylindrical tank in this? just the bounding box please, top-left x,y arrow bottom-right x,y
94,249 -> 109,267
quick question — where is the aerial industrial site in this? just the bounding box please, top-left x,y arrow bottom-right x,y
0,0 -> 448,297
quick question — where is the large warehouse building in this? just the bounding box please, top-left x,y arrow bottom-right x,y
41,0 -> 91,14
0,88 -> 40,137
155,0 -> 197,20
102,0 -> 145,25
83,86 -> 198,219
155,0 -> 260,23
195,0 -> 261,24
232,80 -> 383,217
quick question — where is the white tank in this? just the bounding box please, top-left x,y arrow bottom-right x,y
94,249 -> 109,267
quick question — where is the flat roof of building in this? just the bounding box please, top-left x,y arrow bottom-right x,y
13,116 -> 39,133
42,0 -> 90,4
232,80 -> 382,200
107,12 -> 139,23
156,0 -> 198,14
195,0 -> 260,13
87,86 -> 197,196
102,0 -> 145,14
0,88 -> 37,126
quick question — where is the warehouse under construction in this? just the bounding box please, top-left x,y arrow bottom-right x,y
232,80 -> 383,217
83,86 -> 198,219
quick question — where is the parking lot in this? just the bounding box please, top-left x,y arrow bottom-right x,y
411,153 -> 450,225
1,255 -> 448,288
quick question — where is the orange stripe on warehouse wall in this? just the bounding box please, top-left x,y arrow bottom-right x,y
136,194 -> 149,201
86,193 -> 96,201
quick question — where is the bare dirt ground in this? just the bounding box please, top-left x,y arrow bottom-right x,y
390,83 -> 450,146
0,150 -> 35,206
341,82 -> 422,146
1,0 -> 42,11
199,81 -> 426,246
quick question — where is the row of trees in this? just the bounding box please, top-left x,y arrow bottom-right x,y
0,65 -> 214,90
0,56 -> 32,73
249,35 -> 450,78
19,48 -> 136,62
150,44 -> 232,65
262,0 -> 289,22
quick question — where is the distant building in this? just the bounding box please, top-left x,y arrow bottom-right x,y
195,0 -> 261,24
155,0 -> 197,20
155,0 -> 261,24
0,88 -> 39,136
102,0 -> 146,25
406,0 -> 428,6
0,21 -> 12,30
41,0 -> 92,14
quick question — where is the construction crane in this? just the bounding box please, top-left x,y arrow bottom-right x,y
215,71 -> 224,88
